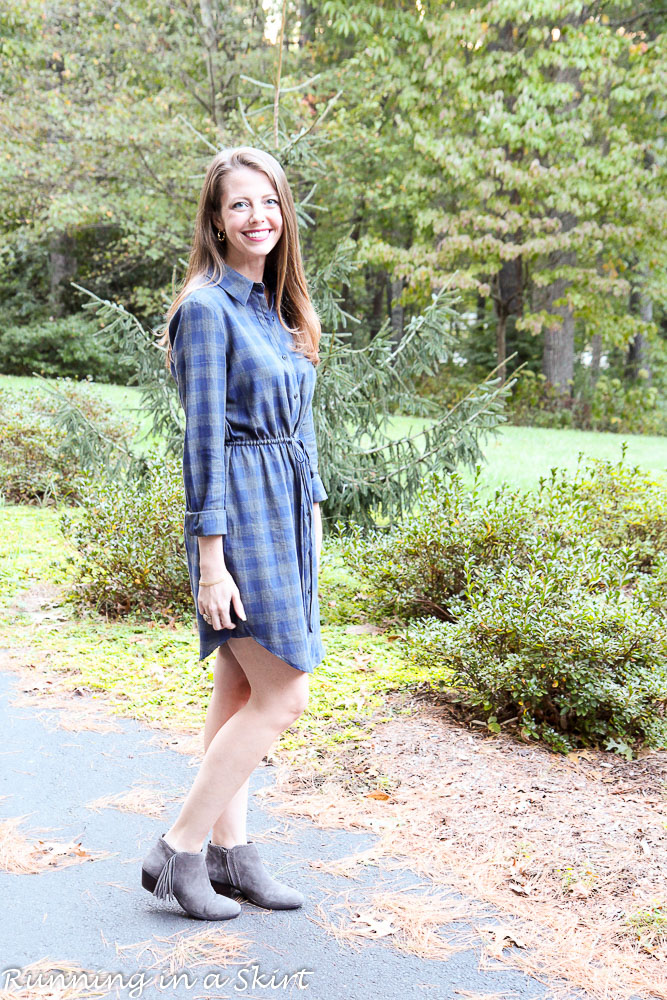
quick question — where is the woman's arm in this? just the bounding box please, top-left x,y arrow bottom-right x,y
170,294 -> 244,628
170,295 -> 229,539
313,501 -> 322,574
300,396 -> 328,504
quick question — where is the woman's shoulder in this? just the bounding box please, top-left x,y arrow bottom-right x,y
178,280 -> 229,316
168,282 -> 235,354
170,282 -> 237,341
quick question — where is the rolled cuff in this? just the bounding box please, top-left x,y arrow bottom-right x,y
184,508 -> 228,536
311,474 -> 328,503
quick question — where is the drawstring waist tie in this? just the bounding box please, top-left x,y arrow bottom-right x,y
224,435 -> 315,632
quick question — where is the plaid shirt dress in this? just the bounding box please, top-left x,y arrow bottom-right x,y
168,265 -> 328,673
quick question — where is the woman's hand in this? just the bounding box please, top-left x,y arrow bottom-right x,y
198,568 -> 246,630
197,535 -> 246,629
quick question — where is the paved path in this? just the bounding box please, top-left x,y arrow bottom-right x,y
0,660 -> 555,1000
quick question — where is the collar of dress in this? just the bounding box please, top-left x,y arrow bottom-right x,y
206,264 -> 275,309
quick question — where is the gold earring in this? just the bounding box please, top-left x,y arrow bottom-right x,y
217,229 -> 226,242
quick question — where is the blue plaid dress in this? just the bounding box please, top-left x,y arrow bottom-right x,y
168,265 -> 328,673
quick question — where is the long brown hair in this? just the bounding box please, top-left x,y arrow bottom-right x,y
157,146 -> 321,370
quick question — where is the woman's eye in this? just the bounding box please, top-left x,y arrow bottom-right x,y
230,199 -> 278,208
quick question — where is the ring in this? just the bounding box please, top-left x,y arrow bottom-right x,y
203,613 -> 212,624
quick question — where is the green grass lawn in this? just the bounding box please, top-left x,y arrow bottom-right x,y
393,416 -> 667,494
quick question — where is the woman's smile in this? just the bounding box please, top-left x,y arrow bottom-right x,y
242,228 -> 272,241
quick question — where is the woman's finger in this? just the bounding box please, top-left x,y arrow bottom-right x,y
231,588 -> 247,622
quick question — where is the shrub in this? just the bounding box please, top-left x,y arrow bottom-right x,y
509,370 -> 667,435
0,313 -> 135,383
337,454 -> 667,753
0,381 -> 136,505
573,458 -> 667,572
58,454 -> 191,618
407,570 -> 667,754
337,455 -> 664,622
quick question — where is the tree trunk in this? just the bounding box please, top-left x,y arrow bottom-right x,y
540,274 -> 575,391
48,229 -> 77,317
389,276 -> 404,348
496,313 -> 507,384
491,257 -> 521,384
589,333 -> 602,379
538,209 -> 577,394
626,287 -> 653,383
367,271 -> 385,340
299,0 -> 315,46
199,0 -> 219,124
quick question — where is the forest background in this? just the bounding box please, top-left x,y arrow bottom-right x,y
1,0 -> 665,439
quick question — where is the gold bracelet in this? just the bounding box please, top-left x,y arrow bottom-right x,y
199,576 -> 225,587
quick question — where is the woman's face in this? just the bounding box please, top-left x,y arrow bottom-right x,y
215,166 -> 283,272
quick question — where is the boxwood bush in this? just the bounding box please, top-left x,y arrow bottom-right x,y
337,454 -> 667,753
58,454 -> 191,618
508,370 -> 667,435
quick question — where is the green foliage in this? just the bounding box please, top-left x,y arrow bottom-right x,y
313,283 -> 512,528
635,555 -> 667,618
72,284 -> 184,460
0,313 -> 135,383
320,0 -> 666,408
574,454 -> 667,571
0,381 -> 136,504
338,452 -> 667,753
58,453 -> 191,617
2,0 -> 664,453
510,370 -> 667,434
0,0 -> 270,314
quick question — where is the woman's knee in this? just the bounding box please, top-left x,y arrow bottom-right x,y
251,679 -> 309,732
225,637 -> 310,727
275,685 -> 309,729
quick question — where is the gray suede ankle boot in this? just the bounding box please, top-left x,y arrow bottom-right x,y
206,841 -> 305,910
142,834 -> 241,920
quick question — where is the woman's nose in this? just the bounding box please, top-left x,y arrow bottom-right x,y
248,203 -> 266,224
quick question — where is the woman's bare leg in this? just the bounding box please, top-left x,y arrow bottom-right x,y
204,643 -> 251,848
164,637 -> 309,853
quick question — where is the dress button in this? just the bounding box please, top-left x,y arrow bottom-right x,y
282,354 -> 287,360
293,392 -> 298,399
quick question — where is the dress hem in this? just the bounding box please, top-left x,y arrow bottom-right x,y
198,629 -> 321,675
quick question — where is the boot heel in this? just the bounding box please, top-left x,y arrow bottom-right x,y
141,868 -> 158,893
211,879 -> 236,897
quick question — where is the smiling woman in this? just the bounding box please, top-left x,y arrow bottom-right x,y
143,147 -> 330,922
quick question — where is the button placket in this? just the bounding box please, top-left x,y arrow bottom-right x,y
252,293 -> 284,356
255,294 -> 301,412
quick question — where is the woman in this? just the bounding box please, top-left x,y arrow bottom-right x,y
141,146 -> 328,921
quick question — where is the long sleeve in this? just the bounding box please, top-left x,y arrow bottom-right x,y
169,294 -> 228,536
300,396 -> 328,503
